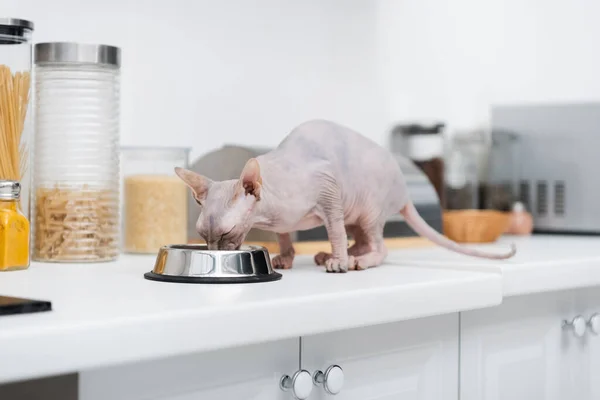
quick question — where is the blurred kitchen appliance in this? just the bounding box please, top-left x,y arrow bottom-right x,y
491,102 -> 597,233
391,123 -> 445,205
187,145 -> 443,242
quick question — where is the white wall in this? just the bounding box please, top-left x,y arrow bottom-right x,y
5,0 -> 387,162
6,0 -> 599,161
377,0 -> 600,134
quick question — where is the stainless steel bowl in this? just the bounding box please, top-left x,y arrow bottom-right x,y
144,244 -> 282,284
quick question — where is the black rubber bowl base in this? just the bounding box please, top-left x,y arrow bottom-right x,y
143,271 -> 282,284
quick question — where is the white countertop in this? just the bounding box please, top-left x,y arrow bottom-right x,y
0,252 -> 501,385
391,235 -> 600,296
2,234 -> 600,384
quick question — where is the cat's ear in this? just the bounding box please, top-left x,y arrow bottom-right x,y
174,167 -> 212,203
238,158 -> 262,200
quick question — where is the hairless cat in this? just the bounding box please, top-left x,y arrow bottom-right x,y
175,119 -> 516,273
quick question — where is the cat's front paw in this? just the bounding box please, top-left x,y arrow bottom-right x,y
314,251 -> 332,266
325,256 -> 355,273
272,254 -> 294,269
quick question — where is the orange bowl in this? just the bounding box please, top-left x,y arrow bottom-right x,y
442,209 -> 511,243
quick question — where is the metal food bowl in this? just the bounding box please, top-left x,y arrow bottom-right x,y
143,244 -> 282,284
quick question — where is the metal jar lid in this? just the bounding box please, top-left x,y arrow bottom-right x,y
34,42 -> 121,67
0,18 -> 34,31
0,181 -> 21,200
0,18 -> 34,44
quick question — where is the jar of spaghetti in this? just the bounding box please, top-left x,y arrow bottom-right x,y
0,18 -> 34,218
32,42 -> 121,262
121,147 -> 190,254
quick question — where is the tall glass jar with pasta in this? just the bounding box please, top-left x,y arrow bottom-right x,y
32,42 -> 121,262
0,18 -> 34,219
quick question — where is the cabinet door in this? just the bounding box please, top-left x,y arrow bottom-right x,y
303,314 -> 459,400
79,338 -> 299,400
574,287 -> 600,400
460,290 -> 576,400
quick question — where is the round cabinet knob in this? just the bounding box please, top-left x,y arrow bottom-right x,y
588,313 -> 600,335
563,315 -> 587,337
313,365 -> 344,395
280,370 -> 313,400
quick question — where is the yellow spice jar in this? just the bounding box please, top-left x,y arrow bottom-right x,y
0,180 -> 30,271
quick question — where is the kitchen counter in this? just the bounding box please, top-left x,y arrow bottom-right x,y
0,253 -> 501,385
2,234 -> 600,386
394,235 -> 600,296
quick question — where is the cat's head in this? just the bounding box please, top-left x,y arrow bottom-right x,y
175,158 -> 262,250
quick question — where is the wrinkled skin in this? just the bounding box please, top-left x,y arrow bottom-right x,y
174,164 -> 260,251
176,119 -> 515,273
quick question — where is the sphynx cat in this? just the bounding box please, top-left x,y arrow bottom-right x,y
175,119 -> 516,273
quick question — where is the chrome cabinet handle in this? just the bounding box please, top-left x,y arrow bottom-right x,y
563,315 -> 587,337
313,365 -> 344,395
280,370 -> 313,400
588,313 -> 600,335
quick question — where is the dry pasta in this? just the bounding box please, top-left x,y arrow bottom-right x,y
33,186 -> 118,261
0,65 -> 30,181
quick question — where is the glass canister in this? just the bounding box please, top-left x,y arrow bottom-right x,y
121,147 -> 190,254
32,42 -> 121,262
443,129 -> 487,210
481,131 -> 521,211
398,123 -> 446,206
0,18 -> 34,218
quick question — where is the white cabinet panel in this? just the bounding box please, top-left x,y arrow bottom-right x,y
303,314 -> 459,400
461,290 -> 576,400
574,287 -> 600,400
79,338 -> 298,400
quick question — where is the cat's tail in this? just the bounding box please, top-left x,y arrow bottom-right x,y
400,201 -> 516,260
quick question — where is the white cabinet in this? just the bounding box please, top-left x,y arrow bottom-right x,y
460,290 -> 585,400
79,314 -> 461,400
80,315 -> 460,400
574,287 -> 600,400
76,289 -> 600,400
79,338 -> 299,400
303,314 -> 459,400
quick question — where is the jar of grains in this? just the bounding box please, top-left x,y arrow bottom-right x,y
120,147 -> 190,254
32,42 -> 121,262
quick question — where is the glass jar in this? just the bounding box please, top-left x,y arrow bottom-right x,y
443,129 -> 487,210
0,18 -> 34,218
398,123 -> 446,206
121,147 -> 190,254
32,42 -> 121,262
481,131 -> 520,211
0,181 -> 30,271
